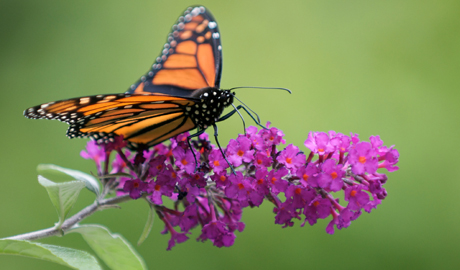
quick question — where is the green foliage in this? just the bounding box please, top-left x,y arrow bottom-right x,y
38,164 -> 100,196
69,225 -> 147,270
38,175 -> 85,227
0,240 -> 101,270
137,203 -> 155,246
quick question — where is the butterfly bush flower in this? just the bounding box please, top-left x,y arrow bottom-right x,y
81,124 -> 399,249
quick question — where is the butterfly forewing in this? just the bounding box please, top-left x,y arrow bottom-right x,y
127,6 -> 223,97
24,94 -> 198,147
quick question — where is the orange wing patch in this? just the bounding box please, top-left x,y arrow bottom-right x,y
175,40 -> 197,54
153,69 -> 207,90
163,54 -> 196,68
197,43 -> 215,87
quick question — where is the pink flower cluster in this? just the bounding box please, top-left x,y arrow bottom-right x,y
80,124 -> 399,249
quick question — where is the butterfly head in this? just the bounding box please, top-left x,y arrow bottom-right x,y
188,87 -> 234,129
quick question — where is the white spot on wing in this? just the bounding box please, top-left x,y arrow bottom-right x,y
208,21 -> 217,29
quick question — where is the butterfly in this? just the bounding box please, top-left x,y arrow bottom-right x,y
24,6 -> 255,152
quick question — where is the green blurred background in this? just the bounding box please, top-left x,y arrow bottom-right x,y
1,0 -> 459,269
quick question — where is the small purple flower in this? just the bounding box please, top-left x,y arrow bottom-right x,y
370,135 -> 384,150
268,168 -> 289,195
166,229 -> 189,251
179,204 -> 199,232
350,133 -> 360,144
80,140 -> 106,173
303,197 -> 332,226
296,163 -> 319,188
201,220 -> 229,244
212,231 -> 236,248
149,155 -> 167,176
226,136 -> 254,167
274,200 -> 298,227
253,151 -> 272,168
253,168 -> 269,194
304,132 -> 335,155
344,185 -> 370,210
330,132 -> 351,153
348,142 -> 378,174
285,184 -> 315,210
210,171 -> 231,188
276,144 -> 305,170
111,151 -> 131,174
317,159 -> 344,192
225,172 -> 252,205
208,149 -> 229,173
173,147 -> 197,174
259,124 -> 285,148
379,147 -> 400,172
123,179 -> 147,199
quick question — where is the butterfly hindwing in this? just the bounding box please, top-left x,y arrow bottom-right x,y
24,94 -> 197,147
127,6 -> 222,97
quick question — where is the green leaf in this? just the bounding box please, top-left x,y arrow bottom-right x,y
0,239 -> 101,270
137,203 -> 155,245
69,224 -> 147,270
37,164 -> 100,196
38,175 -> 86,227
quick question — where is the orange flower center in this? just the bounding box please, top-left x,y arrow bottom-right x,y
330,172 -> 338,179
257,178 -> 264,185
213,160 -> 220,166
133,181 -> 139,188
237,183 -> 245,190
154,184 -> 161,191
294,187 -> 302,195
237,150 -> 244,157
181,159 -> 188,165
171,172 -> 177,178
358,156 -> 366,164
303,174 -> 308,181
257,159 -> 262,165
313,201 -> 320,207
156,164 -> 163,170
318,148 -> 324,153
220,175 -> 226,182
350,190 -> 357,197
286,157 -> 292,164
271,177 -> 277,184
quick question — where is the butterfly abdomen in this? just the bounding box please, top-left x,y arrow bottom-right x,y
187,87 -> 233,129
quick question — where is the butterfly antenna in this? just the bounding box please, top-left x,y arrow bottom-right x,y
228,86 -> 292,94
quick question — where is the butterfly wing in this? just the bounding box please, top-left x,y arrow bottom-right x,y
24,94 -> 198,147
127,6 -> 222,97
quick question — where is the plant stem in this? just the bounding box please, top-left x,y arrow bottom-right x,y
4,195 -> 132,241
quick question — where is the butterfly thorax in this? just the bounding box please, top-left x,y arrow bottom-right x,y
187,87 -> 234,129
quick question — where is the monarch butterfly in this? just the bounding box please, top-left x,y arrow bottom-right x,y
24,6 -> 284,168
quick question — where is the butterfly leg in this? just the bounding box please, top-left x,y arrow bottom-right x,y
186,129 -> 206,172
213,124 -> 237,175
217,105 -> 267,131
